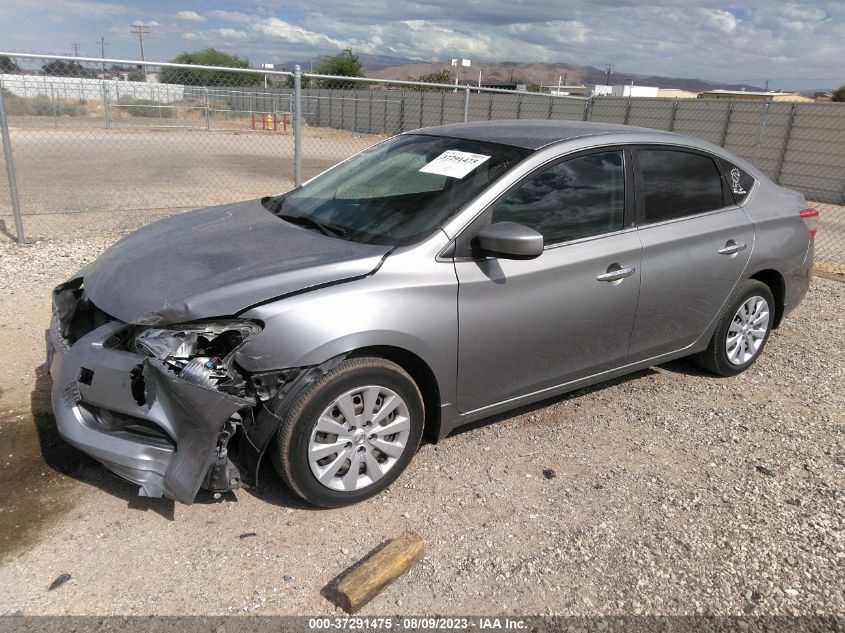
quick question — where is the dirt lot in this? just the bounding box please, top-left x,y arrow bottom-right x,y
0,210 -> 843,617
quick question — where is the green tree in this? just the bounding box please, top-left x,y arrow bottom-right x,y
407,68 -> 452,91
314,49 -> 364,88
158,48 -> 260,86
832,85 -> 845,102
0,55 -> 19,73
41,59 -> 94,78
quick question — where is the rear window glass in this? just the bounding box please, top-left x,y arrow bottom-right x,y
719,159 -> 755,205
638,149 -> 725,223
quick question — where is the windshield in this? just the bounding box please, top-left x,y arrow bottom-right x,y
269,134 -> 531,245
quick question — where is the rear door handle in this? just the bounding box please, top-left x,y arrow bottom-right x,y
718,240 -> 747,256
596,265 -> 636,283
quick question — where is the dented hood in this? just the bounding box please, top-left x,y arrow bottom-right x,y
82,199 -> 391,325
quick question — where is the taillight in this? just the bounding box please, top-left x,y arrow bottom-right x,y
799,208 -> 818,239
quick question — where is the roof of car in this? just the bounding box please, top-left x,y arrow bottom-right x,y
413,120 -> 681,150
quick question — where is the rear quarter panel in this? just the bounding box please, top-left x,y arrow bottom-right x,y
742,178 -> 813,317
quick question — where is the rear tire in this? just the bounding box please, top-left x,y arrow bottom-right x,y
694,280 -> 774,377
271,357 -> 424,508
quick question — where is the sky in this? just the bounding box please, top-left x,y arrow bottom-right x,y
1,0 -> 843,91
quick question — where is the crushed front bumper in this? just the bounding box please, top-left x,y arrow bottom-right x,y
47,318 -> 252,503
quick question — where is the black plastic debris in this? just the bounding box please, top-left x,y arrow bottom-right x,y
48,574 -> 71,591
239,532 -> 257,539
785,498 -> 801,507
542,468 -> 557,480
755,465 -> 775,477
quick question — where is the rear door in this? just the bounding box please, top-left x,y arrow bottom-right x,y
628,147 -> 754,361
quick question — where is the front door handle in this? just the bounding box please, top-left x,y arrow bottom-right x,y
596,265 -> 636,283
718,240 -> 747,256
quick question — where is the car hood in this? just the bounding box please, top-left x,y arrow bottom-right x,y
82,199 -> 392,325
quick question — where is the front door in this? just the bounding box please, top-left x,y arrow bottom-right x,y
454,149 -> 643,413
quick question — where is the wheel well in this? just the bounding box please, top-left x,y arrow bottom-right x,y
346,346 -> 442,440
749,269 -> 785,328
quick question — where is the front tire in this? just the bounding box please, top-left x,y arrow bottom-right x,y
694,280 -> 775,376
271,357 -> 424,508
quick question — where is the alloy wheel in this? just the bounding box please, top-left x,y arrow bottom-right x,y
307,385 -> 411,491
725,295 -> 770,365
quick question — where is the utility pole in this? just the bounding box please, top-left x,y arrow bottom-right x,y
764,78 -> 770,91
130,23 -> 151,81
605,64 -> 613,86
72,43 -> 80,57
96,36 -> 110,75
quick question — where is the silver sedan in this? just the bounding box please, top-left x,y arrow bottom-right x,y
47,121 -> 816,507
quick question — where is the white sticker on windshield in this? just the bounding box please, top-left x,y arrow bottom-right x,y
419,150 -> 491,179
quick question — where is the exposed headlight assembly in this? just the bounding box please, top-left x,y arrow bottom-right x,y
133,320 -> 261,392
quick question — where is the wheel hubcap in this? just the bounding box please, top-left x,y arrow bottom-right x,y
308,385 -> 410,492
726,295 -> 770,366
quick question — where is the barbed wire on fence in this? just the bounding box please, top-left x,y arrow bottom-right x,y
0,52 -> 842,267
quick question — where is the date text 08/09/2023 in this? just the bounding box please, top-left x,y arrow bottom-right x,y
307,617 -> 528,630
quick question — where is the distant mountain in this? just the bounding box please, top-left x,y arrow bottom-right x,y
365,60 -> 764,92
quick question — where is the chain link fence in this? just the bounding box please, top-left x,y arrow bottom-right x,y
0,52 -> 843,269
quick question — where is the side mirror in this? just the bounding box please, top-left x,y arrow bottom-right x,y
474,222 -> 544,260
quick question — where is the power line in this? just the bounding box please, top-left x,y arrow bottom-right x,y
130,22 -> 152,81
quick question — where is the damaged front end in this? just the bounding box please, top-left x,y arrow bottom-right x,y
48,280 -> 272,503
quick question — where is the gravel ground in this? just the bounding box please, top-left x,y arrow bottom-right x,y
0,221 -> 842,617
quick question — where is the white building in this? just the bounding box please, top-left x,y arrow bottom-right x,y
591,84 -> 659,98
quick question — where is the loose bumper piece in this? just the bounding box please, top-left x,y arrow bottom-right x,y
48,319 -> 253,504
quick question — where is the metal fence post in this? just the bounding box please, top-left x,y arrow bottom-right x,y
101,80 -> 111,129
368,91 -> 373,134
668,99 -> 678,132
775,103 -> 797,184
463,86 -> 470,122
623,97 -> 632,125
418,91 -> 424,129
203,87 -> 210,131
51,84 -> 58,128
583,95 -> 594,121
398,91 -> 405,133
753,101 -> 770,167
439,91 -> 445,126
0,82 -> 26,245
294,65 -> 302,187
547,96 -> 553,120
720,101 -> 734,147
487,92 -> 493,121
516,93 -> 522,120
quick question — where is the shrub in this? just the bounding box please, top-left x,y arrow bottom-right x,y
4,93 -> 87,116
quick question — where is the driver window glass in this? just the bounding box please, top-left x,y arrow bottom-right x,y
491,151 -> 625,245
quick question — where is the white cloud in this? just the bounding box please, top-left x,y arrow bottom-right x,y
176,10 -> 204,22
253,17 -> 346,48
705,9 -> 738,33
182,28 -> 249,42
215,28 -> 248,41
207,10 -> 253,24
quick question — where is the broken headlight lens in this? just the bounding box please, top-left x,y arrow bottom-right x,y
133,321 -> 261,361
133,321 -> 261,391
